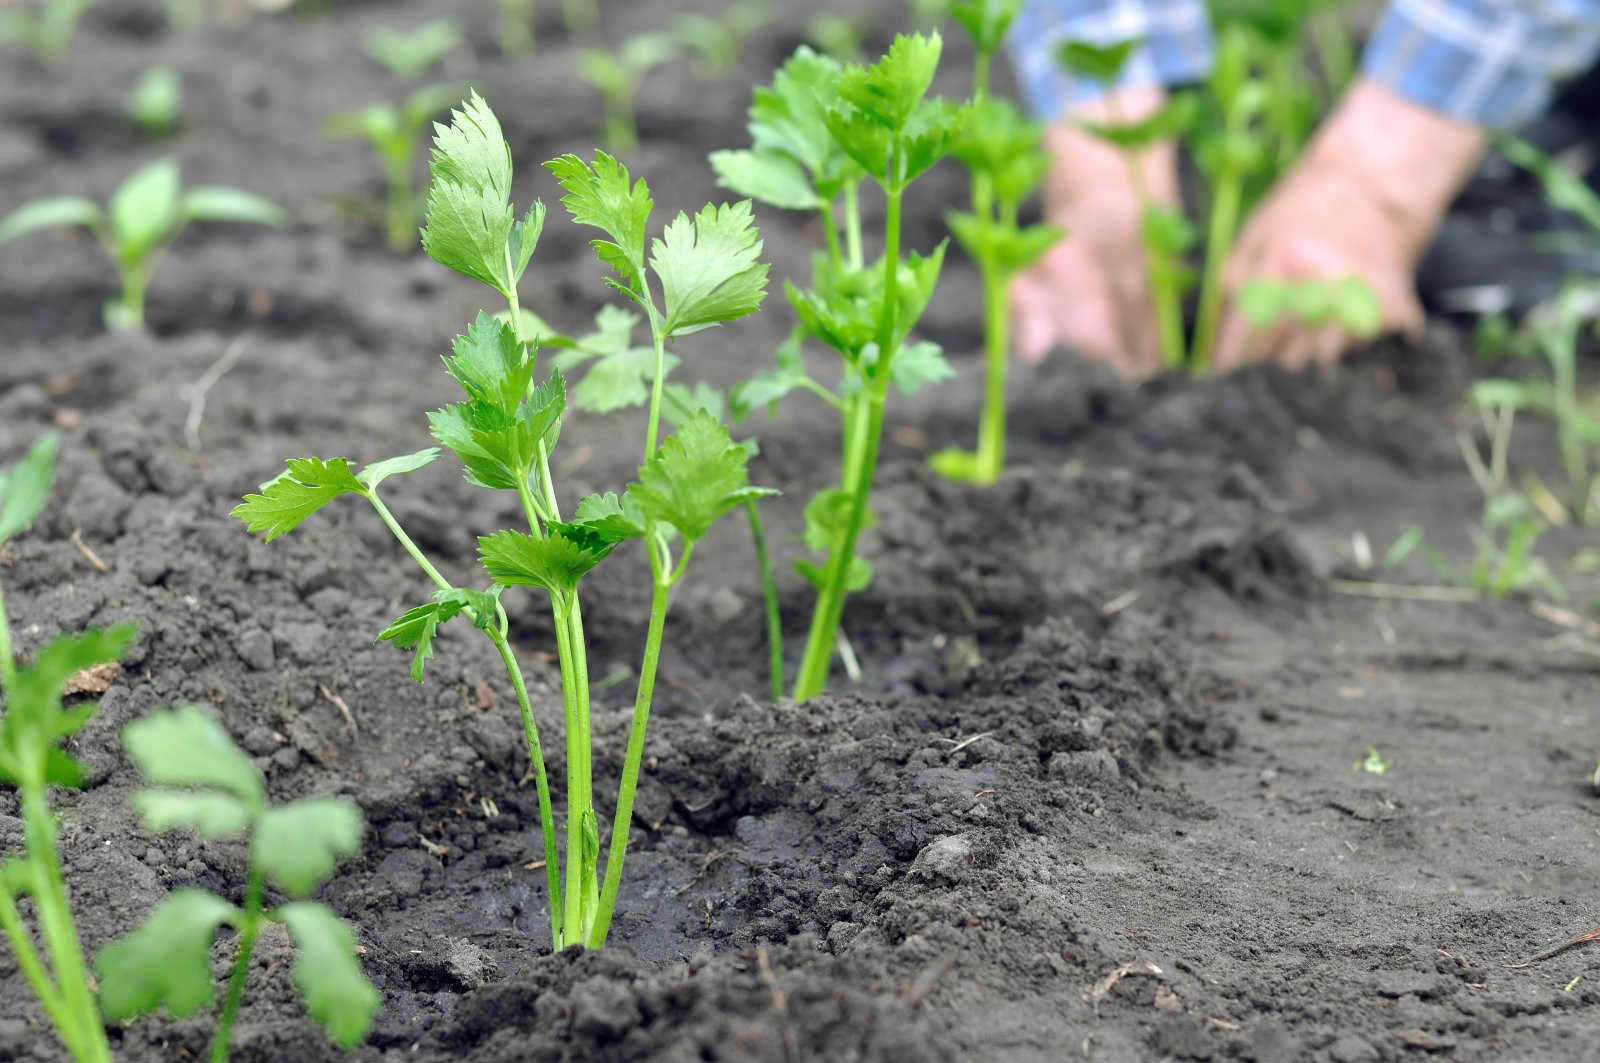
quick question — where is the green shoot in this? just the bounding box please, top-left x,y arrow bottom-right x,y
578,34 -> 679,153
1235,274 -> 1382,340
715,35 -> 966,699
126,67 -> 183,137
97,707 -> 378,1061
496,0 -> 535,56
323,84 -> 462,251
0,158 -> 287,330
672,0 -> 771,78
805,12 -> 865,63
1355,747 -> 1390,775
0,435 -> 117,1063
365,19 -> 461,80
932,0 -> 1062,483
237,92 -> 772,951
1499,135 -> 1600,236
561,0 -> 596,34
1057,39 -> 1200,370
1471,283 -> 1600,523
0,0 -> 91,66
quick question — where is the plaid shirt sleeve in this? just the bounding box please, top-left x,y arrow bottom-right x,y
1008,0 -> 1600,129
1005,0 -> 1215,120
1362,0 -> 1600,127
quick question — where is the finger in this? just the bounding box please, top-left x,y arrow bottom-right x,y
1212,308 -> 1263,372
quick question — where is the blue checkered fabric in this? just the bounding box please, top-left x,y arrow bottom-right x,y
1008,0 -> 1600,128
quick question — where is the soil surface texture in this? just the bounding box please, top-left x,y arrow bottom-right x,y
3,2 -> 1600,1061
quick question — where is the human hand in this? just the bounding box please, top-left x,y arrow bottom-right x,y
1011,88 -> 1180,378
1214,79 -> 1486,371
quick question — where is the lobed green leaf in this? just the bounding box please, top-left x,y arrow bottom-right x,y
627,411 -> 775,543
253,797 -> 364,897
651,200 -> 769,336
946,0 -> 1023,54
278,902 -> 381,1048
835,32 -> 942,132
0,625 -> 136,790
422,92 -> 526,295
378,586 -> 501,681
708,149 -> 821,212
0,433 -> 59,544
232,457 -> 367,541
122,705 -> 264,809
356,448 -> 440,491
1055,38 -> 1138,84
477,527 -> 618,595
133,791 -> 253,839
545,151 -> 653,294
95,890 -> 239,1021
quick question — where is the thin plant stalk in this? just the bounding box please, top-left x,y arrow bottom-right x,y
210,866 -> 265,1063
794,179 -> 903,700
745,499 -> 784,701
973,247 -> 1009,475
1189,162 -> 1244,372
383,148 -> 415,251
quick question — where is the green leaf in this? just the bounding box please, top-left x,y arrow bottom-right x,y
545,151 -> 653,295
277,902 -> 380,1048
356,449 -> 440,491
0,434 -> 59,544
0,625 -> 136,790
747,46 -> 848,182
132,791 -> 253,839
96,890 -> 238,1021
1501,136 -> 1600,234
231,457 -> 367,541
795,555 -> 872,592
1140,205 -> 1192,258
801,487 -> 872,554
1080,92 -> 1198,150
886,339 -> 954,395
430,373 -> 566,488
731,330 -> 808,419
835,32 -> 942,131
651,200 -> 769,336
122,705 -> 265,809
254,797 -> 364,897
708,149 -> 821,211
108,158 -> 181,261
552,307 -> 677,413
561,491 -> 647,544
378,586 -> 501,681
949,96 -> 1042,180
477,527 -> 617,595
0,197 -> 103,245
900,99 -> 969,186
946,0 -> 1023,54
422,91 -> 521,294
127,66 -> 182,132
323,103 -> 402,146
627,411 -> 775,543
661,381 -> 726,427
402,82 -> 469,129
1055,38 -> 1139,84
366,19 -> 461,78
179,186 -> 289,228
443,311 -> 531,409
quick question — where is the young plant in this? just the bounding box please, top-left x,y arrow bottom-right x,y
578,33 -> 679,153
95,707 -> 377,1061
365,19 -> 461,79
1471,282 -> 1600,524
713,35 -> 966,699
126,66 -> 182,137
234,93 -> 771,950
496,0 -> 535,56
0,435 -> 121,1063
0,0 -> 91,66
323,84 -> 462,251
671,0 -> 771,79
1057,39 -> 1200,371
931,0 -> 1062,483
1235,273 -> 1382,342
0,158 -> 287,330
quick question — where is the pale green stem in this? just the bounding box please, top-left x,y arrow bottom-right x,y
0,883 -> 80,1058
842,182 -> 863,270
210,865 -> 264,1063
745,499 -> 783,701
1189,169 -> 1243,373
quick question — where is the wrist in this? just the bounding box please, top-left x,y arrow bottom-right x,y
1303,78 -> 1487,258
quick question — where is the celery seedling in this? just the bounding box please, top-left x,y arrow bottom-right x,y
0,0 -> 90,66
0,435 -> 121,1063
715,36 -> 966,699
365,19 -> 461,79
1057,40 -> 1199,371
672,0 -> 770,78
931,0 -> 1061,483
97,707 -> 377,1061
235,93 -> 771,950
1235,274 -> 1381,342
496,0 -> 535,56
126,67 -> 182,137
578,34 -> 679,153
0,158 -> 287,330
323,84 -> 462,250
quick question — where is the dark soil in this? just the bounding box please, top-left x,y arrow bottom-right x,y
4,2 -> 1600,1061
